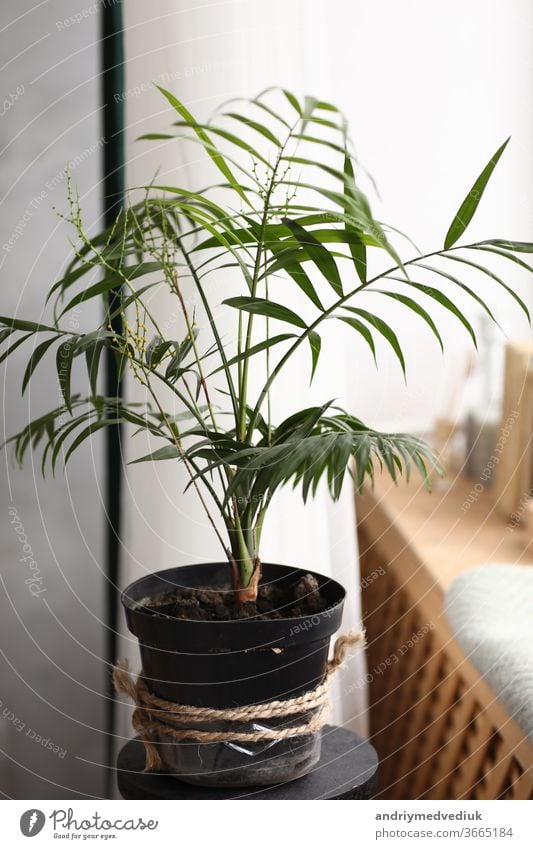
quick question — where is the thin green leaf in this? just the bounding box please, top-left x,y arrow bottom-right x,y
403,282 -> 477,347
369,290 -> 443,351
292,133 -> 350,155
0,316 -> 57,333
208,334 -> 295,376
85,341 -> 104,400
282,218 -> 343,296
22,337 -> 58,394
222,113 -> 281,146
344,152 -> 366,283
337,316 -> 376,364
282,89 -> 302,115
343,307 -> 405,375
130,444 -> 182,464
0,333 -> 34,365
444,137 -> 510,249
51,414 -> 93,473
167,122 -> 272,166
443,253 -> 530,323
56,339 -> 77,412
480,239 -> 533,253
60,261 -> 163,316
223,296 -> 307,329
46,263 -> 93,304
64,419 -> 122,465
415,263 -> 500,327
146,336 -> 174,368
308,330 -> 321,383
156,85 -> 250,206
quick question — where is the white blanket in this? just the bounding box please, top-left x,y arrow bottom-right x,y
444,565 -> 533,741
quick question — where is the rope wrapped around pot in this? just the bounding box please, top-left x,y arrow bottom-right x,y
113,630 -> 365,772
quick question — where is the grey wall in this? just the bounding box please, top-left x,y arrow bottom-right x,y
0,1 -> 107,799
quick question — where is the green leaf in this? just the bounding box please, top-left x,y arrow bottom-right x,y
273,401 -> 334,444
369,290 -> 443,351
337,317 -> 376,364
282,218 -> 343,296
343,307 -> 405,375
404,282 -> 477,347
292,133 -> 349,155
0,316 -> 57,333
146,336 -> 174,368
130,444 -> 182,464
51,414 -> 93,472
195,222 -> 379,252
281,156 -> 355,185
60,261 -> 163,316
443,253 -> 530,323
344,153 -> 366,283
115,345 -> 132,384
156,85 -> 250,207
167,122 -> 271,166
222,113 -> 281,146
223,296 -> 307,329
282,89 -> 302,115
444,137 -> 510,249
278,261 -> 325,311
85,341 -> 104,400
22,337 -> 58,394
165,352 -> 186,382
480,239 -> 533,253
0,333 -> 34,365
473,244 -> 533,274
415,263 -> 500,327
208,334 -> 296,376
75,329 -> 116,354
163,330 -> 197,383
301,96 -> 320,134
251,93 -> 291,128
56,339 -> 77,412
281,181 -> 405,271
64,419 -> 122,465
308,331 -> 321,383
46,263 -> 92,304
137,133 -> 174,140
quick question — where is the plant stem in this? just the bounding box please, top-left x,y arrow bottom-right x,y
142,372 -> 230,555
237,120 -> 300,443
174,232 -> 240,430
170,271 -> 219,433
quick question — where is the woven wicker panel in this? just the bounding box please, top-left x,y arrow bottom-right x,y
358,524 -> 533,800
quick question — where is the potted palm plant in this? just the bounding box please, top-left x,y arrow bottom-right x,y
2,87 -> 531,787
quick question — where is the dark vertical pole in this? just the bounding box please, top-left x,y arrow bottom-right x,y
100,1 -> 125,797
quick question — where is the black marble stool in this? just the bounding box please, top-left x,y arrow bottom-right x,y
117,725 -> 378,800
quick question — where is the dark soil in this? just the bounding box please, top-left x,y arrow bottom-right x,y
140,573 -> 328,621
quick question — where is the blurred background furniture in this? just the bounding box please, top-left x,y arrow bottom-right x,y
493,341 -> 533,520
445,565 -> 533,743
356,474 -> 533,800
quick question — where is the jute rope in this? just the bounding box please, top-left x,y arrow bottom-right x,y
113,630 -> 364,772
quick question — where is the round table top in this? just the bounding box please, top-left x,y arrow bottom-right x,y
116,725 -> 378,800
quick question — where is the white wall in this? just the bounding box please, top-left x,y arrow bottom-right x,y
0,1 -> 106,798
315,0 -> 533,431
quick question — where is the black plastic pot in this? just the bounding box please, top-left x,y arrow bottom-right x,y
121,562 -> 346,786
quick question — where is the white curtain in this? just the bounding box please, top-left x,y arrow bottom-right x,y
116,0 -> 367,742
